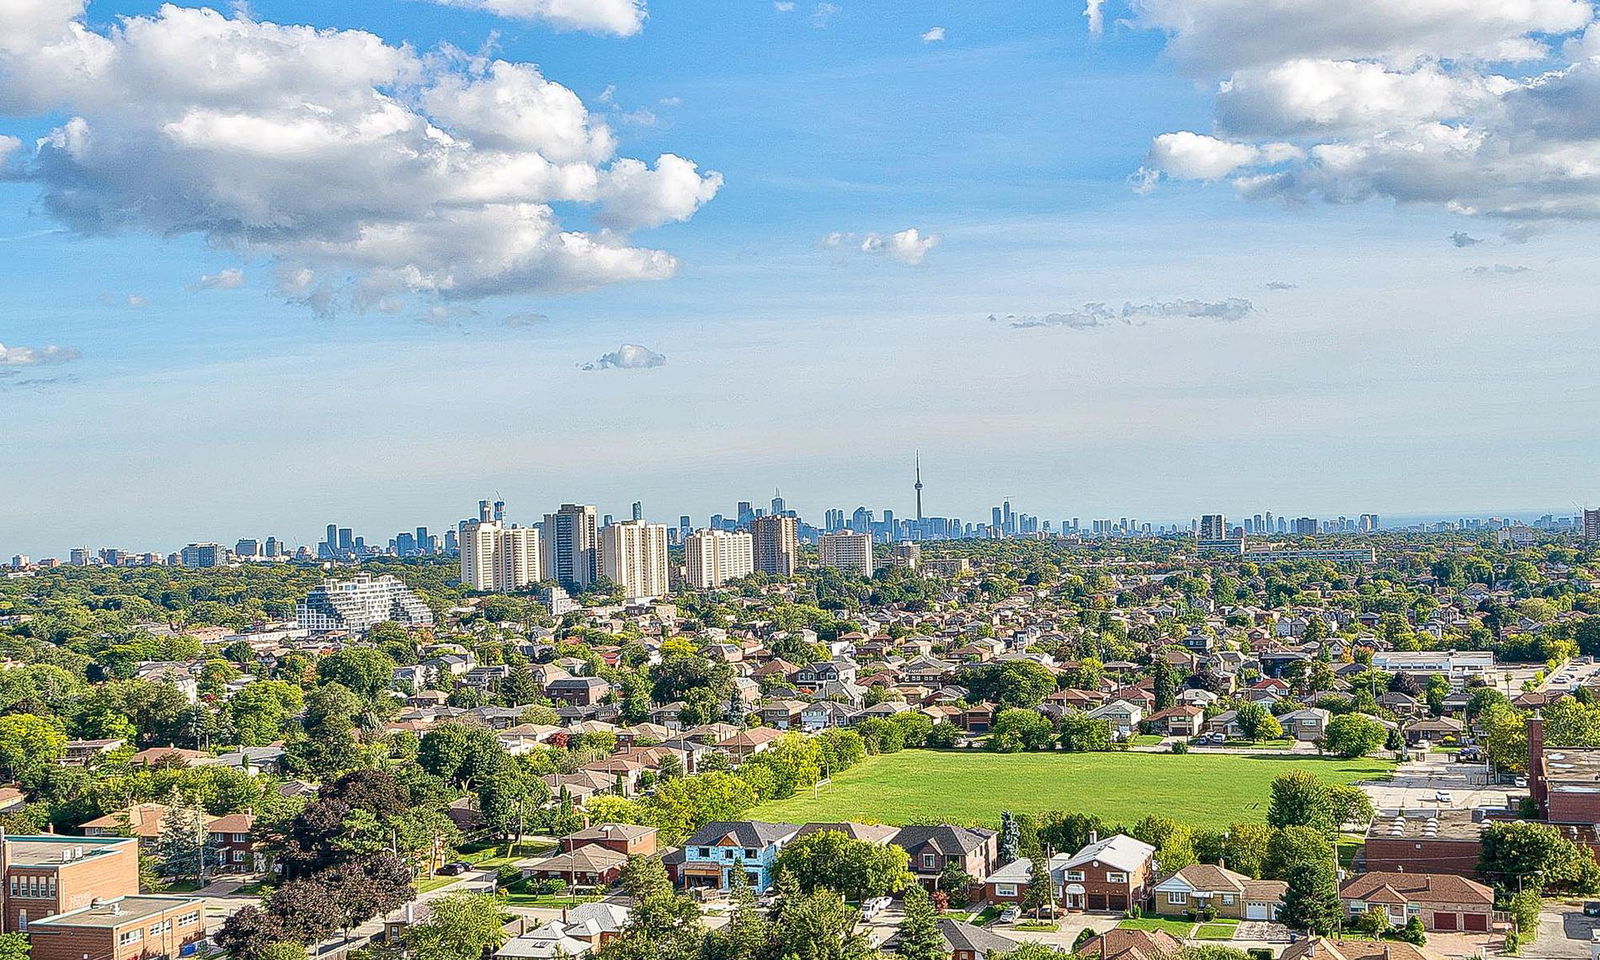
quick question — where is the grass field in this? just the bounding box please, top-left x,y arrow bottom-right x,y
752,750 -> 1392,829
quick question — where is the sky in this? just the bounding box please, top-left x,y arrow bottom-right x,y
4,0 -> 1600,555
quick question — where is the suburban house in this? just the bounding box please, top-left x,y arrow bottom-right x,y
1279,938 -> 1444,960
1086,701 -> 1144,741
546,677 -> 611,707
674,821 -> 799,893
562,823 -> 658,858
1339,871 -> 1495,932
1054,834 -> 1156,912
1278,708 -> 1331,742
520,844 -> 629,888
886,919 -> 1017,960
1072,930 -> 1183,960
1143,705 -> 1204,738
1150,863 -> 1286,920
891,825 -> 999,891
495,902 -> 630,960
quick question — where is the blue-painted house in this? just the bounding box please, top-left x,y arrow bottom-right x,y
675,821 -> 800,892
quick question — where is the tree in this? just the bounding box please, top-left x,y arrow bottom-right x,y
1132,816 -> 1196,873
153,804 -> 213,884
1267,771 -> 1335,832
1261,827 -> 1333,881
417,722 -> 505,788
856,717 -> 905,755
1321,714 -> 1386,759
771,887 -> 874,960
0,933 -> 28,960
407,892 -> 507,960
315,648 -> 397,700
1326,785 -> 1375,830
895,885 -> 946,960
0,714 -> 66,784
1058,712 -> 1111,752
776,829 -> 911,901
1235,702 -> 1282,742
1000,811 -> 1020,865
1279,861 -> 1340,935
621,854 -> 673,902
1153,660 -> 1178,713
965,661 -> 1057,709
1021,853 -> 1054,917
1480,821 -> 1600,893
226,681 -> 305,746
989,708 -> 1055,752
216,906 -> 287,960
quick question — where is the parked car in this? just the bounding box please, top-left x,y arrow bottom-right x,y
1585,902 -> 1600,917
437,861 -> 473,876
1514,777 -> 1528,788
999,907 -> 1020,924
860,897 -> 891,920
1434,790 -> 1453,804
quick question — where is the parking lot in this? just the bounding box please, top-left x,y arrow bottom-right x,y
1362,752 -> 1511,813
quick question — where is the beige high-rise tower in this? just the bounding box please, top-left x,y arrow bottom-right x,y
599,519 -> 670,599
750,514 -> 798,576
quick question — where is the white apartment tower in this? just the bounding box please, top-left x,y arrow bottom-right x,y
542,503 -> 599,589
819,531 -> 874,576
459,499 -> 541,592
599,519 -> 670,600
685,530 -> 755,588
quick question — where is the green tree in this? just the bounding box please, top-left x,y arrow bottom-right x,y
315,648 -> 397,700
1267,771 -> 1335,832
894,885 -> 946,960
1235,702 -> 1282,742
1279,861 -> 1340,934
1261,827 -> 1334,881
1480,821 -> 1600,893
406,892 -> 508,960
1321,714 -> 1386,759
0,714 -> 66,783
988,708 -> 1055,752
775,829 -> 911,901
1058,712 -> 1111,752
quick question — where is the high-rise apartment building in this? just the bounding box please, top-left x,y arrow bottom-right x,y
542,503 -> 599,589
685,530 -> 755,588
1198,514 -> 1226,541
178,543 -> 224,569
819,531 -> 873,576
1585,509 -> 1600,543
296,574 -> 434,632
599,520 -> 670,599
750,514 -> 798,576
459,499 -> 541,592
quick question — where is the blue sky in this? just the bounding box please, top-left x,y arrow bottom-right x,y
3,0 -> 1600,555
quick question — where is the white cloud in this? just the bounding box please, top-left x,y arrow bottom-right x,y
773,1 -> 794,10
0,342 -> 79,365
419,0 -> 646,36
187,267 -> 245,291
859,227 -> 940,265
1449,231 -> 1482,247
1129,0 -> 1600,224
0,0 -> 719,310
921,26 -> 945,43
1084,0 -> 1104,35
810,2 -> 839,28
996,298 -> 1255,329
582,342 -> 666,370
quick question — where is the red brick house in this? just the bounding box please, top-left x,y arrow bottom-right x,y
890,825 -> 998,891
562,823 -> 658,858
1339,872 -> 1495,933
1055,834 -> 1156,913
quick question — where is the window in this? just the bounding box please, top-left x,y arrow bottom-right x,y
744,849 -> 757,859
996,884 -> 1017,898
1167,892 -> 1188,906
698,848 -> 711,858
233,833 -> 249,842
47,877 -> 55,897
179,913 -> 200,927
151,921 -> 171,936
233,851 -> 246,863
923,855 -> 936,869
1066,871 -> 1084,882
1221,895 -> 1235,905
120,930 -> 144,946
1107,872 -> 1128,884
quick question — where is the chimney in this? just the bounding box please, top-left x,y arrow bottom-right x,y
1089,830 -> 1098,844
1529,713 -> 1549,815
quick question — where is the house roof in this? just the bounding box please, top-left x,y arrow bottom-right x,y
684,820 -> 800,849
1280,937 -> 1446,960
934,919 -> 1017,955
1074,930 -> 1183,960
1062,834 -> 1155,873
890,824 -> 996,857
1154,863 -> 1250,894
1339,871 -> 1492,907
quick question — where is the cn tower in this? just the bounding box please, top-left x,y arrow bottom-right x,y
914,454 -> 924,522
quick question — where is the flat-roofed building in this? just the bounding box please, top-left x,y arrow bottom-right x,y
26,895 -> 205,960
1,835 -> 140,934
684,530 -> 753,588
819,531 -> 873,576
1362,810 -> 1483,876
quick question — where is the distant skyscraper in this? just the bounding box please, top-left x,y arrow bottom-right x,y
600,520 -> 670,599
416,527 -> 430,555
771,492 -> 786,517
459,501 -> 540,592
179,543 -> 225,569
685,530 -> 754,588
1585,509 -> 1600,543
750,514 -> 799,576
297,574 -> 434,632
542,504 -> 599,588
631,501 -> 644,522
737,501 -> 755,525
819,531 -> 873,576
1199,514 -> 1226,541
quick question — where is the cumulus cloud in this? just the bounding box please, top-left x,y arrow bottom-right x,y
1126,0 -> 1600,225
0,342 -> 80,366
187,267 -> 245,291
994,298 -> 1255,329
861,228 -> 940,264
1449,232 -> 1483,247
0,1 -> 720,312
419,0 -> 646,36
582,343 -> 666,370
921,26 -> 945,42
1085,0 -> 1104,34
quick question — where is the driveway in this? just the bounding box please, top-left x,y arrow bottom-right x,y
1528,906 -> 1600,959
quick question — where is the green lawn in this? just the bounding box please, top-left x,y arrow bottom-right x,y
413,875 -> 458,894
1196,921 -> 1240,940
752,750 -> 1392,829
1119,918 -> 1197,937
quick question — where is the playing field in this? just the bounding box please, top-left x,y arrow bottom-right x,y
752,749 -> 1393,830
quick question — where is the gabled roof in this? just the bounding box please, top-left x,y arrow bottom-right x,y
683,820 -> 800,849
1062,834 -> 1155,873
890,824 -> 996,857
1338,871 -> 1492,907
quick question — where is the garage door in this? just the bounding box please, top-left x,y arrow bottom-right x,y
1463,913 -> 1489,932
1246,903 -> 1269,921
1088,893 -> 1107,911
1434,913 -> 1458,931
1108,895 -> 1128,911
